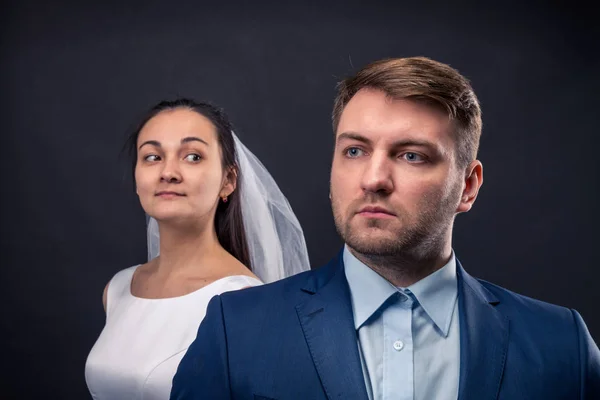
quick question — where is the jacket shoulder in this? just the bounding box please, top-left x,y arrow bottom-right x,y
218,258 -> 339,317
475,278 -> 576,325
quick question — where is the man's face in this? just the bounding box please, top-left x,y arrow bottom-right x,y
330,89 -> 466,257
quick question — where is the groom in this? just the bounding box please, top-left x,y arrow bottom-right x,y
171,57 -> 600,399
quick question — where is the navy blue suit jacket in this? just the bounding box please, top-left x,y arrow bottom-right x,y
171,252 -> 600,399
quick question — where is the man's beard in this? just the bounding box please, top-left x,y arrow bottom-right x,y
332,189 -> 460,260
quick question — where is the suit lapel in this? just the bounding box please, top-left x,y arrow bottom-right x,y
457,264 -> 509,400
295,253 -> 369,400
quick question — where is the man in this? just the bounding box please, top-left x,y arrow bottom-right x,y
170,57 -> 600,399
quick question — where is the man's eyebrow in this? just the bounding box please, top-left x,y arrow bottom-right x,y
337,133 -> 438,150
390,139 -> 437,149
336,132 -> 373,146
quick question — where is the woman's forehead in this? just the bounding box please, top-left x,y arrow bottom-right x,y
138,108 -> 218,145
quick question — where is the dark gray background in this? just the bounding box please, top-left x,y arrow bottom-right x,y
1,1 -> 598,398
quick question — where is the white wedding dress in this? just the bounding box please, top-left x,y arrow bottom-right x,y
85,265 -> 262,400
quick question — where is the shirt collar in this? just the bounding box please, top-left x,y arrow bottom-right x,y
343,245 -> 458,337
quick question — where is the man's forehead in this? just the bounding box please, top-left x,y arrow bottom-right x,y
340,90 -> 449,123
336,92 -> 454,147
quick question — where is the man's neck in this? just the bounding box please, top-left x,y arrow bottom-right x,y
348,244 -> 453,288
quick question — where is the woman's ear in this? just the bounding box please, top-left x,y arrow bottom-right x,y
220,166 -> 238,198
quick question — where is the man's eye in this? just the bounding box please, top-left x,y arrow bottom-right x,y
184,154 -> 202,162
402,152 -> 425,162
144,155 -> 160,162
345,147 -> 365,158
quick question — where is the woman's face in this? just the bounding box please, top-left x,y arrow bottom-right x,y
134,108 -> 235,225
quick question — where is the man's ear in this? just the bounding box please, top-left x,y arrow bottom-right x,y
456,160 -> 483,213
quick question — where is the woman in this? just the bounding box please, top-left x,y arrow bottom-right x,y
85,99 -> 309,399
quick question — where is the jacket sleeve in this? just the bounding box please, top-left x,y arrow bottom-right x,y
571,309 -> 600,399
170,295 -> 232,400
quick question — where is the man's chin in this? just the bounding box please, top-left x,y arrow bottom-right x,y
344,232 -> 401,256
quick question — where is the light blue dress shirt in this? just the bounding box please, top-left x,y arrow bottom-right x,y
344,246 -> 460,400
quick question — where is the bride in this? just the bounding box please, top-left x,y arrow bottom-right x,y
85,98 -> 309,399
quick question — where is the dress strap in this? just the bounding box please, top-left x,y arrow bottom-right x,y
105,265 -> 139,318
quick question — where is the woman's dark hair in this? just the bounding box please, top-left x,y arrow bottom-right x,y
125,98 -> 251,270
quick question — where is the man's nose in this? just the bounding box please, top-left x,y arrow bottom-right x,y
360,153 -> 393,195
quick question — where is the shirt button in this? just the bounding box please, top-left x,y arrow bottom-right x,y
393,340 -> 404,351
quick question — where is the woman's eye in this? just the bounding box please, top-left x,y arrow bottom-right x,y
345,147 -> 365,158
184,154 -> 202,162
144,155 -> 160,162
402,152 -> 425,162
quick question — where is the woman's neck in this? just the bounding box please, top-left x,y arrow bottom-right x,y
153,219 -> 222,277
